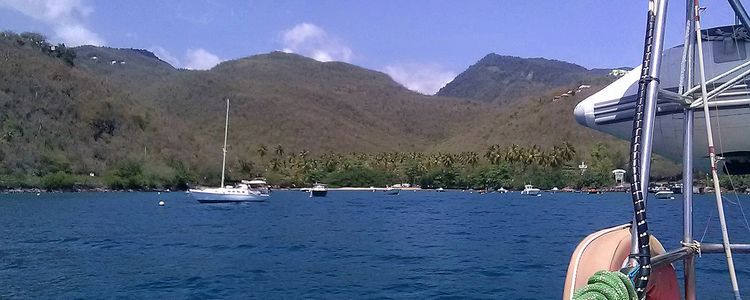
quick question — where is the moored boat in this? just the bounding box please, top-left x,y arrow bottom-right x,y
520,184 -> 540,196
310,183 -> 328,197
190,99 -> 269,204
655,187 -> 675,200
384,188 -> 400,195
190,181 -> 270,203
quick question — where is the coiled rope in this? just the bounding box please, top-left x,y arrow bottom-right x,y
573,271 -> 638,300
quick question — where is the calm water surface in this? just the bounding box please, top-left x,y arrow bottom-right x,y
1,191 -> 749,298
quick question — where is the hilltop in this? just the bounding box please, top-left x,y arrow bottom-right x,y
72,45 -> 177,90
436,53 -> 613,105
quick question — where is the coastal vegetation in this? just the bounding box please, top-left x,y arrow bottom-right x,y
0,139 -> 709,191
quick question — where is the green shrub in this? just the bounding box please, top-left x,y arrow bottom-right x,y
41,171 -> 76,190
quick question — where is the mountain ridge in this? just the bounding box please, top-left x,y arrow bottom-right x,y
1,32 -> 654,186
436,53 -> 615,104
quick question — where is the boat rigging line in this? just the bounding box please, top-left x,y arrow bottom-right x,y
694,1 -> 742,298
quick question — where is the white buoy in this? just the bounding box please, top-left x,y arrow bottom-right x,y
158,200 -> 165,206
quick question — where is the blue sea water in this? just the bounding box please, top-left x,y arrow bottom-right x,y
1,190 -> 749,299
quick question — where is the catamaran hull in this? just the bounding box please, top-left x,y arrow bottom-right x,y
575,26 -> 750,173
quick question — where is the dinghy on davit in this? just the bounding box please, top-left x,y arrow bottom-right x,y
566,0 -> 750,299
574,24 -> 750,174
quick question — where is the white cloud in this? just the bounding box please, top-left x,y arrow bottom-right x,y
184,48 -> 222,70
384,63 -> 457,95
281,23 -> 352,62
150,46 -> 223,70
150,46 -> 180,67
0,0 -> 104,46
55,23 -> 102,46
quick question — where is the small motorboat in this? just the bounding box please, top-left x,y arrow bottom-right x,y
497,187 -> 508,193
384,188 -> 400,195
520,184 -> 540,196
655,187 -> 675,200
436,187 -> 445,192
310,183 -> 328,197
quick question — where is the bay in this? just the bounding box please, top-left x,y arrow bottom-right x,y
1,191 -> 749,298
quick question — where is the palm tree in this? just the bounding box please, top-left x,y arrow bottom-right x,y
485,145 -> 503,165
485,144 -> 498,162
409,152 -> 419,160
257,144 -> 268,159
269,158 -> 283,171
528,145 -> 543,165
440,153 -> 455,168
465,151 -> 480,168
560,141 -> 576,161
547,148 -> 564,167
298,149 -> 309,160
505,144 -> 522,163
323,156 -> 338,172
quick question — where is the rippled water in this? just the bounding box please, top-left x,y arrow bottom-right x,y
1,191 -> 749,298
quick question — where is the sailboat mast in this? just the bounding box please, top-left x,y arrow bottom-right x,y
694,2 -> 742,299
221,98 -> 230,188
680,1 -> 697,299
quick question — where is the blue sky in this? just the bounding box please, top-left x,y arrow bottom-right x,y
0,0 -> 740,94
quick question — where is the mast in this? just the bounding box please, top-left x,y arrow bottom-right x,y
694,2 -> 742,299
680,0 -> 696,298
221,98 -> 230,188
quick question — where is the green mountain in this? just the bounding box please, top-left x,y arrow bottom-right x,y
436,53 -> 611,104
3,31 -> 677,188
134,51 -> 494,155
0,33 -> 163,176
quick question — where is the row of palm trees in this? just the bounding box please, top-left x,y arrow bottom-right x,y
251,142 -> 577,175
484,142 -> 576,167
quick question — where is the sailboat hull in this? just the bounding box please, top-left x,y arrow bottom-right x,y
189,190 -> 268,203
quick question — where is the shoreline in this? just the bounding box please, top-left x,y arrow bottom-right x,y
0,187 -> 178,193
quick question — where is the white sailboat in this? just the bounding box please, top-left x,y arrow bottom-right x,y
189,99 -> 270,203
